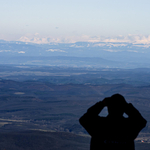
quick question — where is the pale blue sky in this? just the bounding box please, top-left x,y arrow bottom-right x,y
0,0 -> 150,43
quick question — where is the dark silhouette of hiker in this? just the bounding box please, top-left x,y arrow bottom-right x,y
79,94 -> 147,150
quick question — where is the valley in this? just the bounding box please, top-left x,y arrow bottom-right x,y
0,65 -> 150,149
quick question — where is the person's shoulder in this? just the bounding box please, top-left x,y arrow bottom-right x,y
99,116 -> 107,119
97,116 -> 107,121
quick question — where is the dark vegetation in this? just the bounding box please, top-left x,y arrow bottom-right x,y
0,65 -> 150,149
0,130 -> 90,150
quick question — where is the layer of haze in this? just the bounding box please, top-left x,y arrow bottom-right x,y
0,0 -> 150,41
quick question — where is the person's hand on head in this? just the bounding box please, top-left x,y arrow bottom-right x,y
102,97 -> 111,107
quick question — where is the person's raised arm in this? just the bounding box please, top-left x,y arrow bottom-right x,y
79,98 -> 110,135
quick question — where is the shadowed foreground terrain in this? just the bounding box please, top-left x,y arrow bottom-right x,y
0,130 -> 149,150
0,130 -> 90,150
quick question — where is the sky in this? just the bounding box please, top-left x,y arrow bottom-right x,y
0,0 -> 150,44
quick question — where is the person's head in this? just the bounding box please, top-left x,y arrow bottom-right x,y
107,94 -> 127,117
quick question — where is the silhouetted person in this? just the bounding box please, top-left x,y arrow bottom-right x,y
79,94 -> 147,150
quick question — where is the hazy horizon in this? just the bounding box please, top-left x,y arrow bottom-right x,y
0,0 -> 150,45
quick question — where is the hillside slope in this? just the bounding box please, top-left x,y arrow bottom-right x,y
0,130 -> 90,150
